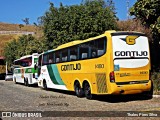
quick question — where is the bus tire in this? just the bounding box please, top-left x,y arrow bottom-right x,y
74,82 -> 84,98
43,80 -> 48,90
26,78 -> 31,87
84,82 -> 92,100
24,78 -> 27,86
24,78 -> 30,87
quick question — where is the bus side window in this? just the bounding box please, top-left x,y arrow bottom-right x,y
62,56 -> 67,62
89,40 -> 97,58
70,55 -> 77,61
48,52 -> 54,64
89,37 -> 106,58
96,37 -> 106,57
69,46 -> 78,61
97,50 -> 104,56
56,58 -> 60,63
55,51 -> 61,63
92,52 -> 97,57
42,54 -> 48,65
81,53 -> 88,59
79,43 -> 89,60
62,49 -> 68,62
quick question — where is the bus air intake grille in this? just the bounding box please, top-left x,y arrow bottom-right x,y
96,73 -> 107,93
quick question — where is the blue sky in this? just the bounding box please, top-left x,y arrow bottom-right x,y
0,0 -> 136,24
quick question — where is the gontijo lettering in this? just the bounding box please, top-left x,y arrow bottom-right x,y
61,63 -> 81,71
115,51 -> 148,57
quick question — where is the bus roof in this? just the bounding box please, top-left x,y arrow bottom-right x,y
14,53 -> 39,62
47,30 -> 114,52
43,30 -> 145,54
111,31 -> 146,36
55,40 -> 82,50
54,30 -> 116,50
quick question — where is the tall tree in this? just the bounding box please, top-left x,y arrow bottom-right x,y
130,0 -> 160,69
41,0 -> 118,49
130,0 -> 160,39
3,35 -> 47,65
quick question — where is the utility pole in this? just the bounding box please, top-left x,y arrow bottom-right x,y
126,0 -> 130,20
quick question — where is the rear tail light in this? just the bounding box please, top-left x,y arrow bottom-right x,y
110,71 -> 115,82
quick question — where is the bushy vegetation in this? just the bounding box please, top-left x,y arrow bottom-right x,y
40,0 -> 118,49
130,0 -> 160,69
151,72 -> 160,94
3,0 -> 118,64
3,35 -> 47,65
117,19 -> 152,41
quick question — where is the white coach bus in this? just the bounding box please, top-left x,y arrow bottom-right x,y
13,53 -> 39,86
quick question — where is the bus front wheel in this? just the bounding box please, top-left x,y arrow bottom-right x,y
43,80 -> 48,90
14,77 -> 17,84
84,82 -> 92,99
74,82 -> 84,98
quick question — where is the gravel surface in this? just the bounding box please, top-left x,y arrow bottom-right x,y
0,80 -> 160,120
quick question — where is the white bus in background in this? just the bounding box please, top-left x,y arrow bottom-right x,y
13,53 -> 39,86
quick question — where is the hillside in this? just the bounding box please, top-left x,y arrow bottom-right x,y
0,22 -> 42,56
0,22 -> 37,31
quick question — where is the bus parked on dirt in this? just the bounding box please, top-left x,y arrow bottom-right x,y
13,53 -> 39,86
37,30 -> 152,99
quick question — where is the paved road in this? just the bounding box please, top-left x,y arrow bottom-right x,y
0,80 -> 160,119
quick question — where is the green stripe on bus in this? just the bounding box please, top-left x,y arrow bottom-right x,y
47,65 -> 59,84
14,68 -> 37,74
47,64 -> 65,85
51,64 -> 65,85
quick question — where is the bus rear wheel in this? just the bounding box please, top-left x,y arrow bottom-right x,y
24,78 -> 30,87
74,82 -> 84,97
84,82 -> 92,99
24,78 -> 27,86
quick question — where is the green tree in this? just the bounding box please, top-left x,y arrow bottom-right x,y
41,0 -> 117,49
4,35 -> 47,65
3,39 -> 18,65
130,0 -> 160,39
130,0 -> 160,69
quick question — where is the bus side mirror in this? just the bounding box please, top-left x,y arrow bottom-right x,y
34,63 -> 37,70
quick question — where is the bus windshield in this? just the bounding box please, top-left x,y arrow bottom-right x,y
14,57 -> 32,67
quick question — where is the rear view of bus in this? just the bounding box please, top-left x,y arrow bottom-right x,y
110,32 -> 152,96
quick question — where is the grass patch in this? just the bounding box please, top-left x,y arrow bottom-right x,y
151,72 -> 160,95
